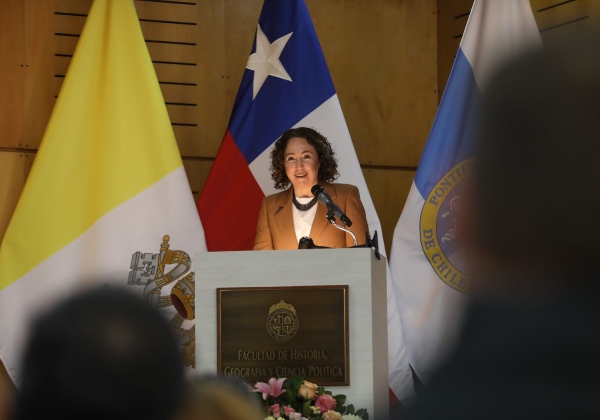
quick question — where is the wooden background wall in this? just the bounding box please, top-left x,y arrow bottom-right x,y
1,0 -> 599,263
0,0 -> 438,258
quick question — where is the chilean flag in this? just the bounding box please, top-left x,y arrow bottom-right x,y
197,0 -> 414,403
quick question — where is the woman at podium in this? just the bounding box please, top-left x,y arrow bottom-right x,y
254,127 -> 368,250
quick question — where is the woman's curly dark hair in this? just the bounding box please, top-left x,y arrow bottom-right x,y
269,127 -> 339,190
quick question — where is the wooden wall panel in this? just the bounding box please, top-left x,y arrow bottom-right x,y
53,79 -> 200,105
54,0 -> 92,15
0,152 -> 36,242
138,20 -> 199,45
532,0 -> 599,40
192,0 -> 228,158
135,1 -> 200,23
159,84 -> 199,105
0,0 -> 25,148
146,42 -> 198,64
53,33 -> 78,56
22,1 -> 57,150
54,13 -> 199,45
0,0 -> 439,257
222,0 -> 263,127
165,104 -> 198,126
183,158 -> 215,202
174,126 -> 202,156
53,55 -> 71,76
363,167 -> 416,257
51,0 -> 212,158
53,13 -> 86,35
0,361 -> 15,420
307,0 -> 438,169
153,62 -> 200,85
134,0 -> 201,114
436,0 -> 473,102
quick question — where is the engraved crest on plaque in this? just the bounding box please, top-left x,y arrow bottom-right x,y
265,299 -> 299,341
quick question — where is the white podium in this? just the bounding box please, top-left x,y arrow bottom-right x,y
195,248 -> 389,420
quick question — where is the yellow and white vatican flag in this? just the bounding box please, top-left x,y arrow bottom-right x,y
0,0 -> 206,384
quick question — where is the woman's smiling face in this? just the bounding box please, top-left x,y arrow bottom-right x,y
283,137 -> 320,197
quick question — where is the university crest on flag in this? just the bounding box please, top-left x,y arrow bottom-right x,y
420,159 -> 474,293
389,0 -> 543,382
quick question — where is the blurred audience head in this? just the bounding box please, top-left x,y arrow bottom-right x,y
15,286 -> 184,420
176,375 -> 264,420
468,31 -> 600,295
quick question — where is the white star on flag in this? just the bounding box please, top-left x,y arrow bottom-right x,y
246,24 -> 293,99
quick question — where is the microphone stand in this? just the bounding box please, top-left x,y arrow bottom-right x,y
325,211 -> 381,260
298,210 -> 381,260
326,210 -> 358,247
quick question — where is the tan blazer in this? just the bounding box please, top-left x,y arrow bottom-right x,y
253,183 -> 369,250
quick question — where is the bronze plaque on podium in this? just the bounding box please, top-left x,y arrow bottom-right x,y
217,286 -> 349,386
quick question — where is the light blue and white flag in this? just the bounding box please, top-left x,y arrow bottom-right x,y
389,0 -> 542,381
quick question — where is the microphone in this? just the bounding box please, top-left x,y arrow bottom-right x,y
311,185 -> 353,227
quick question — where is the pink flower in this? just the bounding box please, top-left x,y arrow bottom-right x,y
315,394 -> 337,413
284,406 -> 296,416
269,403 -> 281,416
253,377 -> 287,400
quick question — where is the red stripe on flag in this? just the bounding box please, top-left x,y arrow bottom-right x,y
198,131 -> 265,251
389,386 -> 402,408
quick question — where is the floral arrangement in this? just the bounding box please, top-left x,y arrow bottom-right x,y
253,377 -> 368,420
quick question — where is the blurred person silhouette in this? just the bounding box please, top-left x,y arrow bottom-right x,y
176,375 -> 263,420
399,32 -> 600,419
14,286 -> 184,420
